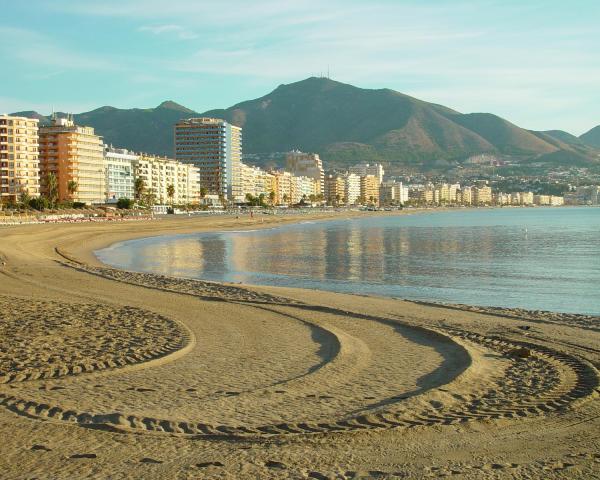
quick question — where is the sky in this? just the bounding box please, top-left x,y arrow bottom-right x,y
1,0 -> 599,135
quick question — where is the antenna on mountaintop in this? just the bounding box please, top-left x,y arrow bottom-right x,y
327,65 -> 330,79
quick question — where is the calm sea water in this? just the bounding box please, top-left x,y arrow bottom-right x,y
96,208 -> 600,315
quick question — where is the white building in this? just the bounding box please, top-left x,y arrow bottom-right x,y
343,172 -> 361,205
380,180 -> 409,205
134,154 -> 199,205
104,145 -> 137,203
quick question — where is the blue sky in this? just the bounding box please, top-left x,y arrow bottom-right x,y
1,0 -> 598,135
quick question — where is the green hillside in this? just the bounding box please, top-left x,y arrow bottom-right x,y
12,77 -> 599,171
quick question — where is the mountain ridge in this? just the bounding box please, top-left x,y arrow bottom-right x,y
11,77 -> 599,172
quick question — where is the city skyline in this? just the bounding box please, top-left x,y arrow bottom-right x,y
1,1 -> 599,135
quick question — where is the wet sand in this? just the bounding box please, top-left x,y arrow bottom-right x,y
0,212 -> 598,479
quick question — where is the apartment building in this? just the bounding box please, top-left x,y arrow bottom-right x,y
434,183 -> 450,204
460,186 -> 473,205
0,115 -> 40,203
291,175 -> 317,204
349,163 -> 385,184
565,185 -> 600,205
272,170 -> 293,205
134,154 -> 199,205
104,145 -> 137,203
343,172 -> 361,205
286,150 -> 324,195
380,181 -> 409,205
174,117 -> 242,202
39,116 -> 104,204
473,185 -> 492,205
240,163 -> 275,200
360,175 -> 380,205
324,172 -> 346,205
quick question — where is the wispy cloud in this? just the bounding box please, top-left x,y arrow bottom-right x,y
0,27 -> 118,71
138,24 -> 198,40
9,1 -> 600,134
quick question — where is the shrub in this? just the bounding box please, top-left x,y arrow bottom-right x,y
116,198 -> 133,209
28,197 -> 50,211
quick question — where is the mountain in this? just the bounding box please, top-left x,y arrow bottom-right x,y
13,100 -> 195,156
580,125 -> 600,148
201,78 -> 570,169
11,77 -> 599,171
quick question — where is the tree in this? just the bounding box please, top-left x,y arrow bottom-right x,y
44,172 -> 58,208
134,178 -> 145,202
199,186 -> 207,199
282,193 -> 288,204
269,190 -> 276,205
116,198 -> 133,209
143,190 -> 156,207
67,180 -> 78,200
167,184 -> 175,205
19,190 -> 31,209
335,194 -> 341,206
258,193 -> 266,207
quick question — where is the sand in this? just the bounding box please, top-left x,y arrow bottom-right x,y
0,211 -> 599,479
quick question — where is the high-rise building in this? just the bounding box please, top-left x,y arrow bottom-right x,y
271,170 -> 293,205
104,145 -> 137,203
349,163 -> 385,184
343,173 -> 361,205
360,175 -> 380,205
473,185 -> 492,205
460,186 -> 473,205
286,150 -> 324,195
174,117 -> 242,202
380,180 -> 409,205
324,172 -> 346,205
0,115 -> 40,203
39,116 -> 105,204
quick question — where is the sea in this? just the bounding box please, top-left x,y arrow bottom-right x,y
96,207 -> 600,315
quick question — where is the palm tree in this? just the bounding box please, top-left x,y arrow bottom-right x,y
269,190 -> 276,205
335,194 -> 341,206
19,190 -> 31,209
134,178 -> 145,202
67,180 -> 78,201
199,186 -> 207,199
45,172 -> 58,208
144,190 -> 156,207
167,184 -> 175,206
282,193 -> 288,205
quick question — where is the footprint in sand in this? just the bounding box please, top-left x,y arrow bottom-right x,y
308,472 -> 329,479
31,444 -> 52,451
265,460 -> 287,469
140,457 -> 163,464
197,461 -> 225,468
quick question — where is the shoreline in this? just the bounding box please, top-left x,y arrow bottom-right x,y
0,209 -> 598,478
91,206 -> 600,318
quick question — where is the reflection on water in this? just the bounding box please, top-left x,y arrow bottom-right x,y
97,208 -> 600,315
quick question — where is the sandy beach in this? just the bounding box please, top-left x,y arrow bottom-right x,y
0,211 -> 598,479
